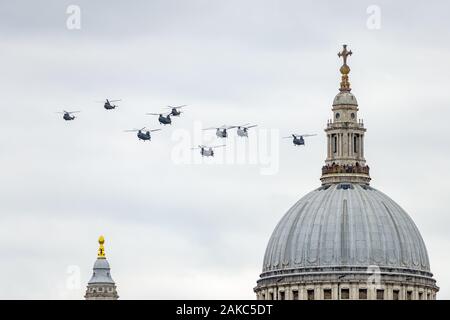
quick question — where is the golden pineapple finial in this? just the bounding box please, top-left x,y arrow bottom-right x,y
98,235 -> 106,258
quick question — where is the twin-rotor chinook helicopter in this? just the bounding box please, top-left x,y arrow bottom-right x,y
236,124 -> 258,137
146,112 -> 172,125
283,134 -> 317,146
191,144 -> 226,157
124,127 -> 161,141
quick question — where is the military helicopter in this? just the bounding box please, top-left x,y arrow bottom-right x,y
165,105 -> 187,116
96,99 -> 121,110
283,134 -> 317,146
191,144 -> 226,157
56,110 -> 80,121
203,125 -> 236,138
146,112 -> 172,125
124,127 -> 161,141
236,124 -> 258,137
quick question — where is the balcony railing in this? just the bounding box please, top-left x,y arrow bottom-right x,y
322,164 -> 370,175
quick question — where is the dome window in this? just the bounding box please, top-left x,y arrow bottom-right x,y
351,113 -> 355,119
338,183 -> 353,190
335,113 -> 340,119
376,289 -> 385,300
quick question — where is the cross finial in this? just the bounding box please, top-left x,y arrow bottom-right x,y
337,44 -> 353,91
338,44 -> 352,66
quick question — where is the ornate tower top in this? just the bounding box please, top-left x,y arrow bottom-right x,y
320,45 -> 371,186
84,235 -> 119,300
338,44 -> 352,92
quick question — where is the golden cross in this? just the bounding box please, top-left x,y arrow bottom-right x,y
338,44 -> 352,65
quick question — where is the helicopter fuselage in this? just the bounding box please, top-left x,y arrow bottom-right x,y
293,137 -> 305,146
200,148 -> 214,157
237,128 -> 248,137
137,131 -> 151,141
171,108 -> 181,116
158,115 -> 172,125
63,114 -> 75,121
216,129 -> 227,138
104,103 -> 117,110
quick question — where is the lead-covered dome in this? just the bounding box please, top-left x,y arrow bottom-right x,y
333,91 -> 358,106
263,183 -> 430,274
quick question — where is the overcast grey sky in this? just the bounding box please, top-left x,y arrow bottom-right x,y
0,0 -> 449,299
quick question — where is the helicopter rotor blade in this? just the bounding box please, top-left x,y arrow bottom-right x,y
150,129 -> 162,132
294,134 -> 317,137
211,144 -> 226,149
245,124 -> 258,129
109,99 -> 122,103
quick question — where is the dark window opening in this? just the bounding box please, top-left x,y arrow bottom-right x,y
359,289 -> 367,300
393,290 -> 400,300
376,289 -> 384,300
279,291 -> 285,300
354,134 -> 359,153
333,135 -> 337,153
307,289 -> 315,300
340,288 -> 350,300
324,289 -> 332,300
292,290 -> 299,300
419,292 -> 423,300
268,292 -> 273,300
407,291 -> 413,300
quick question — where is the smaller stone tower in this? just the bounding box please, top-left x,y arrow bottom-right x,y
84,236 -> 119,300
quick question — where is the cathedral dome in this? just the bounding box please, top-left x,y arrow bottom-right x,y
262,183 -> 431,275
333,91 -> 358,106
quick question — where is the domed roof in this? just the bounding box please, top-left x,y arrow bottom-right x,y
333,91 -> 358,106
88,258 -> 115,284
262,183 -> 430,275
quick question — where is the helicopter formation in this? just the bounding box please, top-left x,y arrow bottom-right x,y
56,99 -> 316,156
